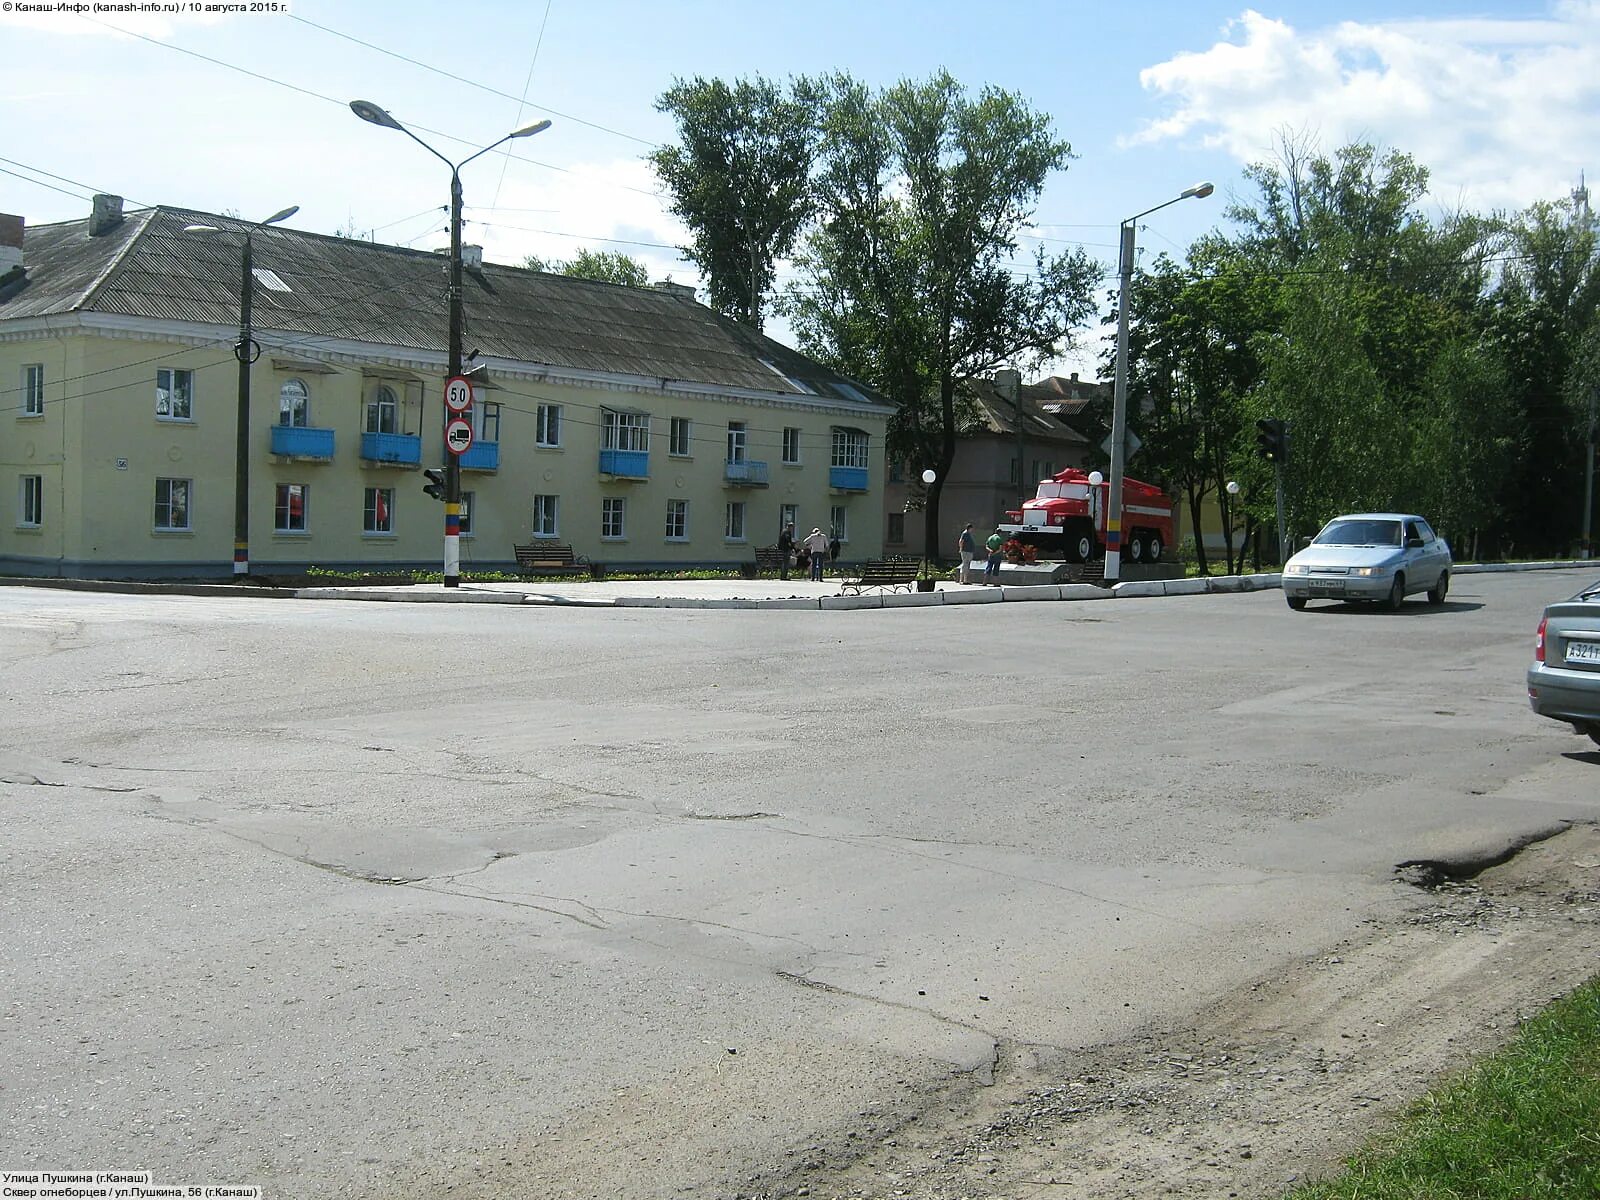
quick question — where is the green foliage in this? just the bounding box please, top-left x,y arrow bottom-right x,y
521,249 -> 650,288
1287,975 -> 1600,1200
650,75 -> 823,329
781,69 -> 1099,559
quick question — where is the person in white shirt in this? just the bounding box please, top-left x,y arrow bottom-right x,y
803,527 -> 830,581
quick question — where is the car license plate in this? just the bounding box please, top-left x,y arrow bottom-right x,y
1310,580 -> 1345,593
1566,639 -> 1600,665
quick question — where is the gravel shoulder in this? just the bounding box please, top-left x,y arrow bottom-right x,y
741,822 -> 1600,1200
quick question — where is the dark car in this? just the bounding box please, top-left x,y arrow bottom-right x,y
1527,577 -> 1600,746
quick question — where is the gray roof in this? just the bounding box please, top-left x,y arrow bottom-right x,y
966,378 -> 1089,445
0,205 -> 889,408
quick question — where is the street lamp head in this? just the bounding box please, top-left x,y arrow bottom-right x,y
511,119 -> 552,139
1226,480 -> 1241,495
921,469 -> 937,485
350,99 -> 404,131
1088,470 -> 1104,487
1181,181 -> 1216,201
263,206 -> 300,227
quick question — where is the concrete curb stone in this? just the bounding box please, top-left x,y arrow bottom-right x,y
940,587 -> 1003,605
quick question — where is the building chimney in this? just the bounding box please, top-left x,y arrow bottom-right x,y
0,214 -> 23,277
89,194 -> 124,237
653,279 -> 697,301
461,244 -> 483,270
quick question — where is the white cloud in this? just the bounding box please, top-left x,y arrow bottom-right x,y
1133,5 -> 1600,213
465,156 -> 695,286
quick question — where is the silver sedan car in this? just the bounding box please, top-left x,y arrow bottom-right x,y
1527,578 -> 1600,747
1282,513 -> 1452,611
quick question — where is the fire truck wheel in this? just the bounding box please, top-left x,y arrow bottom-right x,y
1146,534 -> 1163,562
1127,534 -> 1144,562
1286,595 -> 1307,611
1066,528 -> 1094,563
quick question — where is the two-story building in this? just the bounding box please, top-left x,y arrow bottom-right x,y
0,196 -> 891,579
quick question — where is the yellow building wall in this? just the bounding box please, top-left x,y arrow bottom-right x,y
0,329 -> 886,577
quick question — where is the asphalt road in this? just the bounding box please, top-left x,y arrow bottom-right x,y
2,571 -> 1596,1197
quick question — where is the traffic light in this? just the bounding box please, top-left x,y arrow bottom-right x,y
1255,418 -> 1290,463
421,467 -> 447,501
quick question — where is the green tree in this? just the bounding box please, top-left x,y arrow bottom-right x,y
561,249 -> 650,288
782,70 -> 1099,559
650,75 -> 822,329
521,250 -> 651,288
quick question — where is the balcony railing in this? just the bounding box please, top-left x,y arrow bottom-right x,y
598,448 -> 649,478
829,465 -> 869,491
723,459 -> 769,487
359,432 -> 422,466
270,424 -> 335,460
459,440 -> 499,472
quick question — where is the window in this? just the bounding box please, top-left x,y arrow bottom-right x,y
475,403 -> 500,443
781,503 -> 798,533
1008,457 -> 1019,485
156,368 -> 193,420
887,512 -> 905,544
602,496 -> 626,539
279,379 -> 309,427
888,459 -> 904,483
459,490 -> 474,536
1414,519 -> 1436,542
725,501 -> 746,541
602,410 -> 649,452
536,404 -> 562,447
363,487 -> 393,534
532,494 -> 559,537
830,427 -> 869,469
830,505 -> 848,543
365,385 -> 398,434
19,475 -> 42,526
274,484 -> 307,532
154,478 -> 191,530
781,426 -> 801,465
665,498 -> 688,540
669,417 -> 692,457
21,365 -> 44,417
726,421 -> 747,463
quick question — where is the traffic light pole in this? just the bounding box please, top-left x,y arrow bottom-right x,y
1583,384 -> 1596,559
444,167 -> 464,587
1274,465 -> 1289,566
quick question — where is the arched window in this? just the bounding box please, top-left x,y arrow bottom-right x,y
279,378 -> 309,427
365,385 -> 399,434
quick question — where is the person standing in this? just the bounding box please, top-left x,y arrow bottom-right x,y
777,523 -> 796,581
804,526 -> 829,581
958,523 -> 978,584
985,527 -> 1005,583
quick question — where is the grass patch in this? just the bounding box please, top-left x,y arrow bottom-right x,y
1285,975 -> 1600,1200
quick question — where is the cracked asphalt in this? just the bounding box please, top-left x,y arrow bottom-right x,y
1,572 -> 1597,1198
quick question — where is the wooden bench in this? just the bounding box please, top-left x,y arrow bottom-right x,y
513,542 -> 591,577
839,557 -> 922,594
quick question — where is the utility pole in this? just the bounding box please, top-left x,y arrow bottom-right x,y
1583,384 -> 1597,559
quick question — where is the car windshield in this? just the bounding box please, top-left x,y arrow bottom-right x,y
1314,519 -> 1403,547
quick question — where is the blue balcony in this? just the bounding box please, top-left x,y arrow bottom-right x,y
270,424 -> 335,460
599,448 -> 649,479
459,440 -> 499,472
360,432 -> 422,466
829,465 -> 869,492
723,459 -> 769,487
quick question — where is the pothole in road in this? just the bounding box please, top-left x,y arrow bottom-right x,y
1394,822 -> 1576,889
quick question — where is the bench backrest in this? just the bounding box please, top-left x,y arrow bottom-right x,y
514,542 -> 577,566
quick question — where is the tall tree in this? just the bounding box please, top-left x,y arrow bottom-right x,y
651,75 -> 822,329
782,71 -> 1099,559
561,249 -> 650,288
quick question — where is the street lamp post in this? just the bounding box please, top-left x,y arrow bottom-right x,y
351,100 -> 550,587
184,206 -> 299,578
1106,181 -> 1214,584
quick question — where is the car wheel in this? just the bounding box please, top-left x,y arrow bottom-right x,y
1428,571 -> 1449,605
1286,595 -> 1307,611
1385,574 -> 1406,611
1583,722 -> 1600,748
1146,533 -> 1163,562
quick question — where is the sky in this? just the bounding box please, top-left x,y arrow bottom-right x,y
3,0 -> 1597,377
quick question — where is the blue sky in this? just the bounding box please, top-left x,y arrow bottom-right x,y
3,1 -> 1595,374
